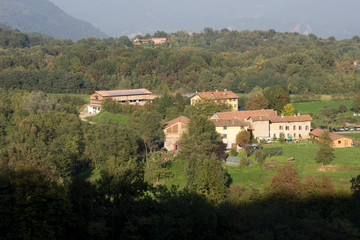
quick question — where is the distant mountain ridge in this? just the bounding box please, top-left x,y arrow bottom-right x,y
0,0 -> 107,41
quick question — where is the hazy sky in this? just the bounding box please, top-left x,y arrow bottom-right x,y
49,0 -> 360,39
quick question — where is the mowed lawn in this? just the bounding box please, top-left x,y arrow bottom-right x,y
293,100 -> 353,114
164,142 -> 360,190
228,142 -> 360,190
86,111 -> 129,124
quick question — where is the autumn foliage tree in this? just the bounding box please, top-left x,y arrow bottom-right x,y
236,130 -> 251,149
246,93 -> 269,110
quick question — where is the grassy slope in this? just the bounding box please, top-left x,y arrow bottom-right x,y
293,100 -> 353,114
163,142 -> 360,190
86,111 -> 129,124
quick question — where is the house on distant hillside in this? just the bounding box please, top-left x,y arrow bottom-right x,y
163,116 -> 189,151
133,38 -> 167,45
211,109 -> 312,140
310,129 -> 353,147
210,118 -> 250,149
190,89 -> 239,111
88,88 -> 157,114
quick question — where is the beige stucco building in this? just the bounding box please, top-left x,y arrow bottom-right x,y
163,116 -> 189,151
211,109 -> 312,140
269,115 -> 312,140
190,89 -> 239,111
88,88 -> 157,114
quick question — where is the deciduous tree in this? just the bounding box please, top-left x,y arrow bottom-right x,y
315,130 -> 335,166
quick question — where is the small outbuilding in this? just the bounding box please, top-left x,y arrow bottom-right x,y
310,128 -> 353,147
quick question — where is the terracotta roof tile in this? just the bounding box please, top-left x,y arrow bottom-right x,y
210,119 -> 250,127
196,90 -> 239,100
310,128 -> 352,141
213,110 -> 312,123
163,116 -> 189,129
269,115 -> 312,123
213,109 -> 277,121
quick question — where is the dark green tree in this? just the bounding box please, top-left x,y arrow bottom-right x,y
315,130 -> 335,166
352,92 -> 360,113
178,114 -> 223,159
187,153 -> 229,204
264,86 -> 290,112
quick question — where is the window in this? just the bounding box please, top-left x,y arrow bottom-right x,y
293,126 -> 296,130
299,134 -> 302,138
222,134 -> 227,139
223,126 -> 227,130
299,126 -> 302,130
338,140 -> 341,144
294,133 -> 296,137
279,126 -> 283,130
286,126 -> 289,130
273,133 -> 276,138
305,126 -> 309,130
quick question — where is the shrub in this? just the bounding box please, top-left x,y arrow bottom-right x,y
254,149 -> 266,165
270,165 -> 300,200
339,104 -> 347,113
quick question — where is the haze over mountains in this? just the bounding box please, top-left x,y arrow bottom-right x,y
48,0 -> 360,40
0,0 -> 107,41
1,0 -> 359,40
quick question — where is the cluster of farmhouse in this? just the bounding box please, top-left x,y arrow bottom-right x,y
87,88 -> 353,151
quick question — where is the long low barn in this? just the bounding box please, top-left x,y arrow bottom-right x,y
88,88 -> 157,114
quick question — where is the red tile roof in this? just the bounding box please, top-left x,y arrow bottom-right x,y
269,115 -> 312,123
213,109 -> 277,121
163,116 -> 189,129
210,119 -> 250,127
310,128 -> 351,141
213,110 -> 312,123
195,90 -> 239,100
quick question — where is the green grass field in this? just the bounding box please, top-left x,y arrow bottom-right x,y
86,111 -> 129,124
162,142 -> 360,190
293,100 -> 353,114
338,132 -> 360,141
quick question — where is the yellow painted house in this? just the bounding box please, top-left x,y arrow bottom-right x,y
210,119 -> 250,149
191,89 -> 239,111
311,129 -> 353,147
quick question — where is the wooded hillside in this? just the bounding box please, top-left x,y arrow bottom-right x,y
1,27 -> 360,94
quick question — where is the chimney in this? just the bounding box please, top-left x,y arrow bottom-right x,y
281,113 -> 284,118
216,89 -> 218,92
224,89 -> 227,92
298,112 -> 300,116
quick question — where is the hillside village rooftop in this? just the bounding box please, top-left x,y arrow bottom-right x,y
88,88 -> 157,114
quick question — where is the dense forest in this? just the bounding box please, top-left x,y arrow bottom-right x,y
1,26 -> 360,94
